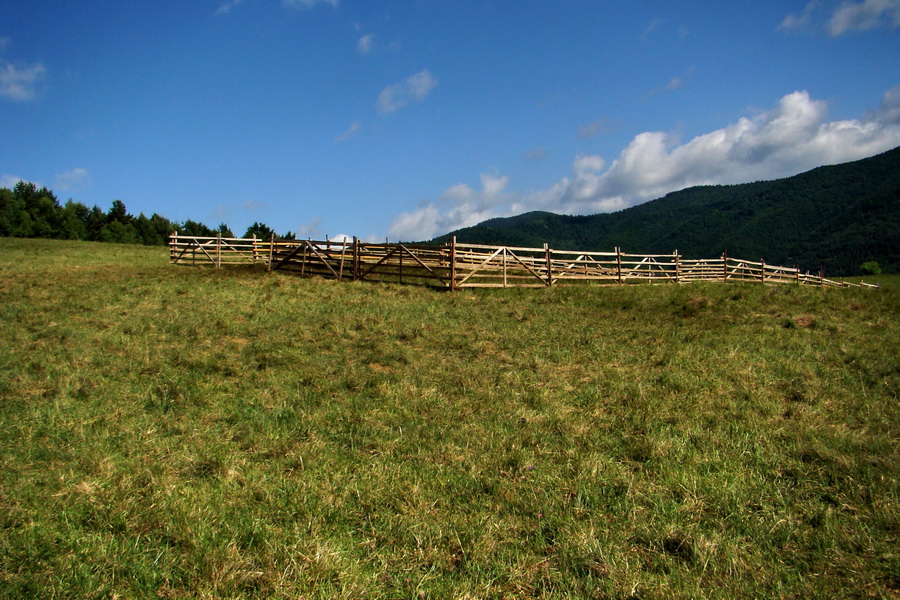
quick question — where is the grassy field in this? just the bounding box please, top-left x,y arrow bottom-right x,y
1,238 -> 897,599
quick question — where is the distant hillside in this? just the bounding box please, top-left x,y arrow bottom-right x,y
431,147 -> 900,276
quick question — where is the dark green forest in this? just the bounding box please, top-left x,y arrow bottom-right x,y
0,182 -> 295,245
0,182 -> 229,245
432,146 -> 900,276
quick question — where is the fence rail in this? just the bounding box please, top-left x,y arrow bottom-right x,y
169,234 -> 878,290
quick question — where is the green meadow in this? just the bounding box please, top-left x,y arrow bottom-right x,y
0,238 -> 897,599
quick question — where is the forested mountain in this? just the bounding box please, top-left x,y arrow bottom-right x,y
431,146 -> 900,276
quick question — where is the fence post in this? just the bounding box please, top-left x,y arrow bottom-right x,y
301,241 -> 308,277
252,234 -> 258,263
169,232 -> 177,263
352,236 -> 359,281
544,244 -> 552,287
449,236 -> 457,291
339,239 -> 347,281
674,250 -> 680,284
216,233 -> 222,268
503,247 -> 508,288
267,232 -> 275,272
760,259 -> 765,283
722,250 -> 728,282
616,247 -> 623,284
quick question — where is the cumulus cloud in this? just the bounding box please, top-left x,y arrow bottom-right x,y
377,69 -> 438,115
828,0 -> 900,35
388,87 -> 900,241
54,168 -> 91,192
389,173 -> 509,240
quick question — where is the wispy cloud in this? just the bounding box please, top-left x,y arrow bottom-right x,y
780,0 -> 900,35
282,0 -> 338,9
828,0 -> 900,35
778,1 -> 822,30
335,121 -> 362,142
377,69 -> 438,115
579,117 -> 617,138
0,37 -> 46,103
296,216 -> 322,239
665,76 -> 686,91
1,174 -> 25,189
389,87 -> 900,241
215,0 -> 245,15
647,68 -> 695,97
640,18 -> 662,41
524,147 -> 546,160
357,33 -> 375,54
55,168 -> 91,192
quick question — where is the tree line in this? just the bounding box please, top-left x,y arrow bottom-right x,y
0,182 -> 291,246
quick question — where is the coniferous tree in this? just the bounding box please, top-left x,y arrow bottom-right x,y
243,221 -> 275,239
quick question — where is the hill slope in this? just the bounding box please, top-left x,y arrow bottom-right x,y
432,147 -> 900,275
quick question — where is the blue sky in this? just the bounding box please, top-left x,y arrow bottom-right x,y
2,0 -> 899,241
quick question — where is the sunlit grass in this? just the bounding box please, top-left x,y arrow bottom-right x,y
1,238 -> 897,598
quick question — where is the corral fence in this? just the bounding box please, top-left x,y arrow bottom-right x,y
169,234 -> 878,290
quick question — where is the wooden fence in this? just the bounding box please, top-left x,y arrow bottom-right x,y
169,234 -> 878,289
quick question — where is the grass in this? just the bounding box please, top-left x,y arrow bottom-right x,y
0,237 -> 898,599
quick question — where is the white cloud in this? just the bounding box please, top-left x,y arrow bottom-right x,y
215,0 -> 244,15
779,1 -> 822,30
283,0 -> 338,9
357,33 -> 375,54
388,88 -> 900,241
335,121 -> 362,142
377,69 -> 438,115
389,173 -> 509,240
296,216 -> 322,238
0,60 -> 46,101
828,0 -> 900,35
1,174 -> 25,189
867,85 -> 900,123
54,168 -> 91,192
